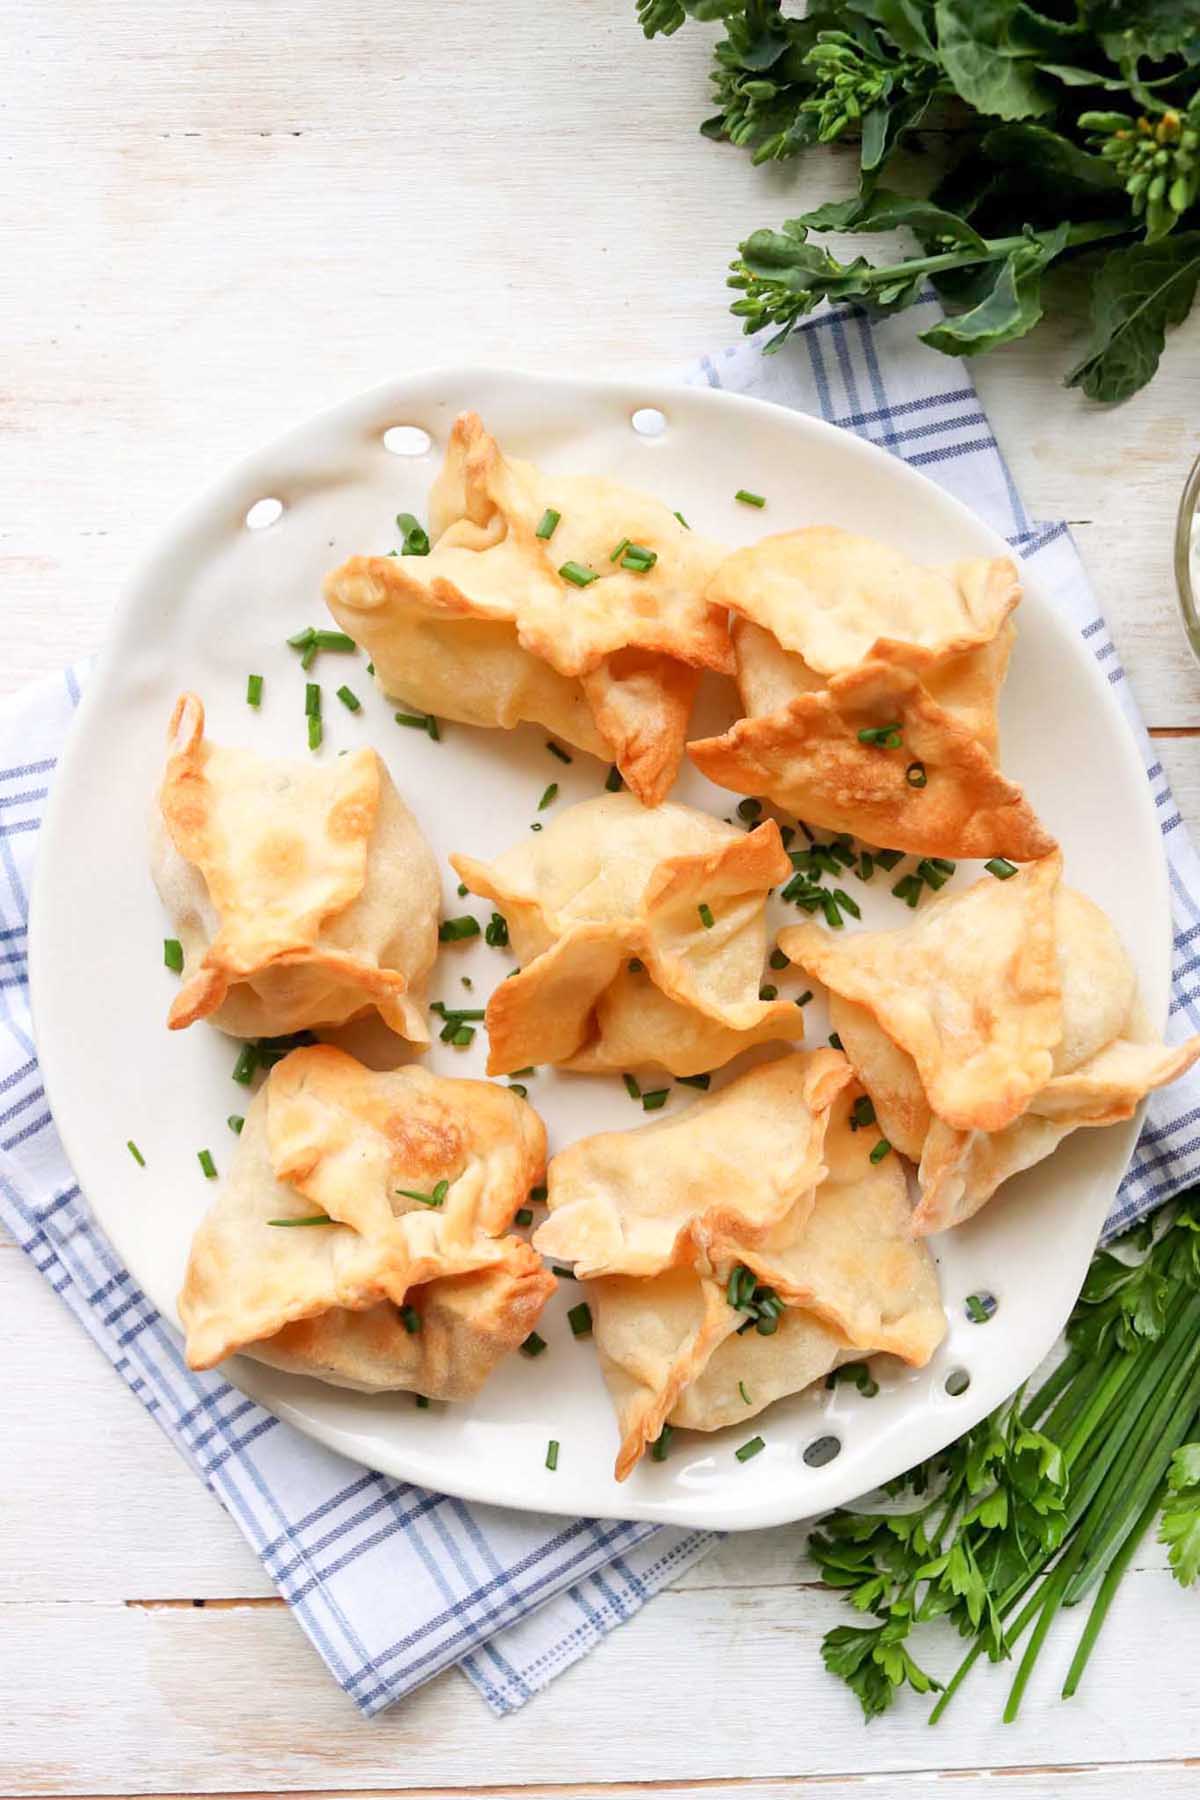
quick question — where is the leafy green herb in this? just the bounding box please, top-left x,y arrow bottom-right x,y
231,1044 -> 259,1085
568,1302 -> 594,1337
869,1138 -> 892,1164
163,937 -> 184,973
336,685 -> 361,712
735,488 -> 766,507
559,560 -> 598,587
986,857 -> 1018,880
858,723 -> 903,748
698,902 -> 715,929
545,1439 -> 560,1471
736,1435 -> 766,1462
396,512 -> 431,556
727,1263 -> 785,1335
1160,1443 -> 1200,1583
535,508 -> 561,540
127,1140 -> 145,1167
642,1088 -> 670,1111
439,916 -> 480,942
623,1072 -> 641,1101
521,1331 -> 548,1357
246,673 -> 263,708
197,1149 -> 217,1179
227,1114 -> 245,1134
485,911 -> 509,948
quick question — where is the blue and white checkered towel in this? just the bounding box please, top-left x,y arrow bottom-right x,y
2,304 -> 1199,1718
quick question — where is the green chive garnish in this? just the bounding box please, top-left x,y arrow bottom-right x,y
400,1304 -> 421,1333
530,1185 -> 548,1202
876,849 -> 905,871
796,990 -> 813,1006
508,1083 -> 528,1097
307,715 -> 322,751
538,782 -> 559,811
287,627 -> 315,650
521,1332 -> 547,1357
832,887 -> 861,920
546,741 -> 572,764
892,873 -> 922,907
736,1435 -> 765,1462
535,508 -> 561,540
246,674 -> 263,708
623,1073 -> 641,1101
396,1180 -> 449,1208
457,882 -> 469,897
609,537 -> 631,563
301,639 -> 318,670
769,949 -> 788,971
545,1439 -> 560,1470
415,1394 -> 430,1408
849,1095 -> 876,1132
869,1138 -> 892,1164
905,761 -> 927,788
198,1149 -> 217,1179
856,723 -> 903,748
966,1292 -> 996,1323
228,1114 -> 244,1134
127,1140 -> 145,1167
439,916 -> 480,942
820,891 -> 843,929
396,512 -> 430,556
620,543 -> 657,573
568,1302 -> 593,1337
559,560 -> 598,587
514,1208 -> 533,1226
673,510 -> 690,529
738,1381 -> 751,1405
163,937 -> 184,973
395,709 -> 441,740
759,984 -> 778,1001
484,912 -> 509,948
986,857 -> 1018,880
651,1425 -> 674,1461
305,683 -> 321,718
336,685 -> 361,713
313,630 -> 356,652
829,1032 -> 844,1051
605,765 -> 623,792
857,852 -> 875,882
698,903 -> 714,929
552,1265 -> 575,1280
642,1089 -> 669,1111
735,489 -> 766,508
677,1072 -> 711,1090
231,1044 -> 259,1085
451,1024 -> 475,1047
268,1214 -> 333,1227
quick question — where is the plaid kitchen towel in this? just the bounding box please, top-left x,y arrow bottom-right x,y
2,302 -> 1199,1721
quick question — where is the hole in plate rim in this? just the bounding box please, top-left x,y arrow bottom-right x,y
803,1432 -> 842,1468
945,1367 -> 971,1397
383,424 -> 434,457
630,406 -> 667,439
244,496 -> 284,531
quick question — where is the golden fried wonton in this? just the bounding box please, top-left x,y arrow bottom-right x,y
323,413 -> 732,805
451,793 -> 800,1077
152,694 -> 439,1042
689,526 -> 1051,859
535,1065 -> 944,1477
180,1046 -> 553,1396
779,856 -> 1200,1233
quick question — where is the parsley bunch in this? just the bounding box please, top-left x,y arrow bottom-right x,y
637,0 -> 1200,400
810,1192 -> 1200,1721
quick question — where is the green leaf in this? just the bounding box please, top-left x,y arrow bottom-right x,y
1066,233 -> 1200,402
1160,1442 -> 1200,1585
922,225 -> 1070,356
981,124 -> 1124,194
847,0 -> 938,58
794,187 -> 989,250
934,0 -> 1057,120
1092,0 -> 1200,63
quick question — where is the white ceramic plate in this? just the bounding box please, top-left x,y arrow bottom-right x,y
30,368 -> 1166,1532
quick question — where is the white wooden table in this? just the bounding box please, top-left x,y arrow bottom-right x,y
4,5 -> 1199,1794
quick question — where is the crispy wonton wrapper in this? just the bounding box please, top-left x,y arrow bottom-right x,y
535,1066 -> 944,1477
452,793 -> 800,1077
152,695 -> 440,1042
780,857 -> 1200,1233
690,527 -> 1051,859
324,413 -> 732,804
180,1046 -> 553,1396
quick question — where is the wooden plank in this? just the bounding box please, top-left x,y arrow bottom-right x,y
3,1576 -> 1200,1795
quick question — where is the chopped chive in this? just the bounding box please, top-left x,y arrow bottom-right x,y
559,560 -> 598,587
198,1149 -> 217,1179
307,714 -> 322,752
966,1291 -> 997,1323
819,891 -> 843,930
876,849 -> 905,871
551,1265 -> 576,1280
336,685 -> 361,712
628,958 -> 644,973
430,1003 -> 487,1021
246,673 -> 263,708
869,1138 -> 892,1164
457,882 -> 469,897
268,1213 -> 333,1227
917,859 -> 949,892
127,1140 -> 145,1167
829,1032 -> 844,1051
231,1044 -> 259,1085
394,708 -> 441,741
698,903 -> 715,929
738,1381 -> 752,1405
623,1073 -> 641,1101
769,947 -> 789,970
796,990 -> 814,1006
857,723 -> 903,748
737,797 -> 763,822
530,1184 -> 548,1202
677,1073 -> 711,1090
514,1208 -> 533,1226
227,1114 -> 245,1134
759,984 -> 778,1001
605,765 -> 623,792
485,912 -> 510,947
395,1180 -> 449,1208
857,852 -> 875,882
399,1304 -> 422,1334
535,508 -> 561,541
439,916 -> 480,942
163,937 -> 184,973
415,1394 -> 430,1408
396,512 -> 430,556
620,543 -> 657,573
287,627 -> 316,650
305,683 -> 321,718
849,1095 -> 877,1132
735,489 -> 766,508
568,1302 -> 593,1338
461,976 -> 473,989
651,1425 -> 674,1461
508,1083 -> 528,1097
313,630 -> 357,651
609,536 -> 631,563
986,857 -> 1018,880
780,825 -> 795,848
673,509 -> 690,529
301,638 -> 319,670
366,661 -> 374,675
642,1088 -> 670,1111
545,1439 -> 560,1471
451,1024 -> 475,1047
736,1435 -> 766,1462
905,761 -> 927,789
930,857 -> 955,876
521,1331 -> 547,1357
546,740 -> 572,764
509,1066 -> 536,1078
538,782 -> 559,811
832,888 -> 861,920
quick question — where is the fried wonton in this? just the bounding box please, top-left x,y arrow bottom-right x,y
152,694 -> 439,1042
180,1046 -> 553,1396
451,793 -> 800,1077
323,412 -> 732,804
536,1069 -> 944,1476
779,858 -> 1200,1233
690,526 -> 1050,859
